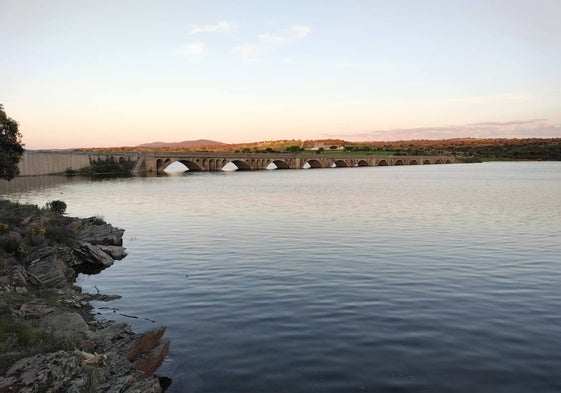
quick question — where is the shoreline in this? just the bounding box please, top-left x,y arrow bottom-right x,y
0,200 -> 170,392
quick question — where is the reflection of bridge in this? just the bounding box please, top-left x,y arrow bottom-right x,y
136,152 -> 455,173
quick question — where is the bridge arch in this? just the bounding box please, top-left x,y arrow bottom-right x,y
377,159 -> 388,166
445,159 -> 452,164
229,160 -> 252,171
216,159 -> 229,171
333,159 -> 348,168
435,159 -> 442,164
409,159 -> 418,165
305,159 -> 323,168
423,159 -> 431,165
357,160 -> 369,167
269,160 -> 290,169
178,160 -> 202,171
394,159 -> 404,166
156,158 -> 172,172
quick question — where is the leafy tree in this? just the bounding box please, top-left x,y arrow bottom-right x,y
0,105 -> 24,181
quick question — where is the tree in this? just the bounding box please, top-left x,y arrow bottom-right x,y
0,105 -> 24,181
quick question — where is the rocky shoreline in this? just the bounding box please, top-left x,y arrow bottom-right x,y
0,200 -> 170,392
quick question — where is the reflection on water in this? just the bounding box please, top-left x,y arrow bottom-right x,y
2,162 -> 561,393
0,175 -> 86,196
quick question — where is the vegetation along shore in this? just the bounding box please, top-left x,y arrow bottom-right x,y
0,199 -> 170,392
83,137 -> 561,163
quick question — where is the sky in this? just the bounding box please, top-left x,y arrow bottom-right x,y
1,0 -> 561,149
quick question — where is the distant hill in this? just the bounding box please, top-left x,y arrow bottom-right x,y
137,139 -> 226,148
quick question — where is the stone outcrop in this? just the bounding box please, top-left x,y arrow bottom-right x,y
73,241 -> 115,269
126,327 -> 171,377
0,205 -> 170,392
27,253 -> 71,288
99,245 -> 128,260
78,219 -> 125,246
1,351 -> 84,393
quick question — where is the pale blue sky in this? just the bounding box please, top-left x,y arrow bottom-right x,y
1,0 -> 560,148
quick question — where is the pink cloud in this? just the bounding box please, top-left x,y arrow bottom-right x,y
329,119 -> 561,141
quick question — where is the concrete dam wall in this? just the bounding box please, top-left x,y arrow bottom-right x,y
18,151 -> 138,176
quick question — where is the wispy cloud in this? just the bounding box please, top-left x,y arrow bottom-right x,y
328,119 -> 561,141
234,25 -> 312,58
188,21 -> 237,35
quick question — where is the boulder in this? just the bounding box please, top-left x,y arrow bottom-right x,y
73,242 -> 114,269
18,303 -> 55,319
3,264 -> 28,287
78,222 -> 124,246
27,255 -> 69,288
126,327 -> 170,377
99,245 -> 128,260
0,351 -> 84,393
41,311 -> 91,339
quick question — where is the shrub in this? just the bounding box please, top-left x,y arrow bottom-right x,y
45,221 -> 75,245
0,310 -> 76,374
46,200 -> 67,215
65,168 -> 78,176
0,231 -> 22,253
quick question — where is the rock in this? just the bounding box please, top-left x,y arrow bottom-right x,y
132,338 -> 171,377
0,204 -> 168,392
0,351 -> 84,393
76,350 -> 107,366
126,326 -> 170,377
41,311 -> 91,339
99,245 -> 128,260
83,293 -> 122,302
0,261 -> 25,291
78,222 -> 124,246
19,303 -> 54,318
27,255 -> 69,288
73,242 -> 115,269
26,246 -> 56,261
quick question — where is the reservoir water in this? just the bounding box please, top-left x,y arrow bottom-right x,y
2,162 -> 561,392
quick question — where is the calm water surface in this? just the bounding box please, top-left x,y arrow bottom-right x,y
2,162 -> 561,392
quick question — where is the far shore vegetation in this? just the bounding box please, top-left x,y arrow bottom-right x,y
78,137 -> 561,163
65,156 -> 135,177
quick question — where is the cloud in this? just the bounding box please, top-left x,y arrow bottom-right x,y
234,25 -> 312,58
328,119 -> 561,141
177,42 -> 205,60
189,21 -> 237,35
291,25 -> 311,39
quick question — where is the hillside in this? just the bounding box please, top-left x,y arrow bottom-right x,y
137,139 -> 225,148
80,138 -> 561,161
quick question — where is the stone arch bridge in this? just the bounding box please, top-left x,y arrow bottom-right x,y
137,152 -> 455,174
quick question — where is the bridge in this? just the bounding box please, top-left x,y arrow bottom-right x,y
137,152 -> 455,174
15,151 -> 455,176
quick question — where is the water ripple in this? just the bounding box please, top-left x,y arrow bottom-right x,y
3,162 -> 561,392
